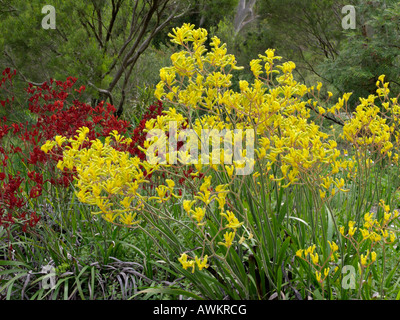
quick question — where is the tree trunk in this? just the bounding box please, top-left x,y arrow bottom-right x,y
233,0 -> 257,34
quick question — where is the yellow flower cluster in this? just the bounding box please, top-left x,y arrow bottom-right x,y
340,200 -> 398,246
155,23 -> 356,200
296,241 -> 340,286
42,125 -> 243,273
360,250 -> 377,268
338,200 -> 398,270
339,75 -> 400,165
42,128 -> 153,225
178,253 -> 209,273
296,201 -> 398,291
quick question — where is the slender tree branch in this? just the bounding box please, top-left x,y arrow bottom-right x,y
306,103 -> 344,126
107,0 -> 184,93
88,81 -> 114,106
4,49 -> 46,86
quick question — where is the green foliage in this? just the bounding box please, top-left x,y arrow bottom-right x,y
211,17 -> 275,79
0,194 -> 179,300
255,0 -> 346,85
319,0 -> 400,109
0,0 -> 185,115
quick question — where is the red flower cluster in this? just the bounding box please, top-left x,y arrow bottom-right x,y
125,100 -> 164,160
0,67 -> 201,237
0,167 -> 40,233
0,116 -> 9,141
0,68 -> 130,234
16,73 -> 130,187
0,68 -> 15,108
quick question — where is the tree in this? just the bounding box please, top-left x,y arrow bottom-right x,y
259,0 -> 346,85
319,0 -> 400,108
211,0 -> 275,85
210,0 -> 348,93
233,0 -> 258,34
0,0 -> 188,116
